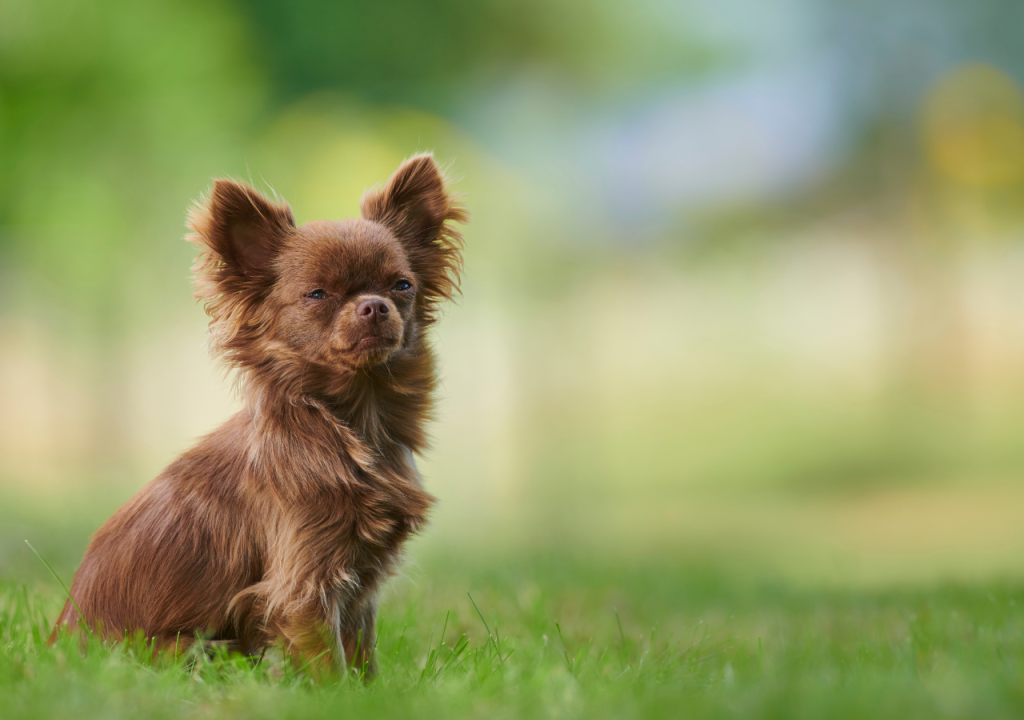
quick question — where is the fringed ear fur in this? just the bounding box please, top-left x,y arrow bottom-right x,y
360,154 -> 467,323
190,180 -> 295,278
188,180 -> 295,355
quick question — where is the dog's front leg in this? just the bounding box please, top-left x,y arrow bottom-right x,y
268,584 -> 344,678
341,595 -> 378,676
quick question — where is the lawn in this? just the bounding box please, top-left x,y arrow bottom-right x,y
2,548 -> 1022,719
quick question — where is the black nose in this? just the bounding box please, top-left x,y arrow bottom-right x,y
357,298 -> 390,323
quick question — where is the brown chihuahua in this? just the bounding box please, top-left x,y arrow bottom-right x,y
50,154 -> 466,675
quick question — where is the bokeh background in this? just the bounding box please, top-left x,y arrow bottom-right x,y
3,0 -> 1024,590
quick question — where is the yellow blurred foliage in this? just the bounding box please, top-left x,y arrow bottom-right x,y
923,63 -> 1024,187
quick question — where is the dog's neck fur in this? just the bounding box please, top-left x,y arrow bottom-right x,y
240,336 -> 435,468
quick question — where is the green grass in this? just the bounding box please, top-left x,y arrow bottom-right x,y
1,552 -> 1022,719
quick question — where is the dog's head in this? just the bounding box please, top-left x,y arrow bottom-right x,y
189,154 -> 465,391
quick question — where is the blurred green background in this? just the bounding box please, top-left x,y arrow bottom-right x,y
3,0 -> 1024,589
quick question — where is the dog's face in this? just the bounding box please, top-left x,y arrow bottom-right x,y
189,155 -> 465,386
271,220 -> 416,369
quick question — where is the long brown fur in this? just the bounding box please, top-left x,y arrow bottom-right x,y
50,154 -> 467,675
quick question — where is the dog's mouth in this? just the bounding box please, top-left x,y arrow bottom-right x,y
330,326 -> 404,368
338,333 -> 402,361
354,334 -> 398,350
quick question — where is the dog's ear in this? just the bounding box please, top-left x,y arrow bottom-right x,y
360,154 -> 467,321
190,179 -> 295,280
188,180 -> 295,357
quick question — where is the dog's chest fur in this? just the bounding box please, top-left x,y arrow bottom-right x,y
253,398 -> 433,582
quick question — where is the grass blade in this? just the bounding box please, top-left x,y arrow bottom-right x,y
24,539 -> 91,638
467,591 -> 504,664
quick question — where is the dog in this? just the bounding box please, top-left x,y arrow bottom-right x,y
50,154 -> 466,675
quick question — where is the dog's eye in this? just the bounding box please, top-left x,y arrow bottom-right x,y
307,289 -> 327,300
393,281 -> 412,292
